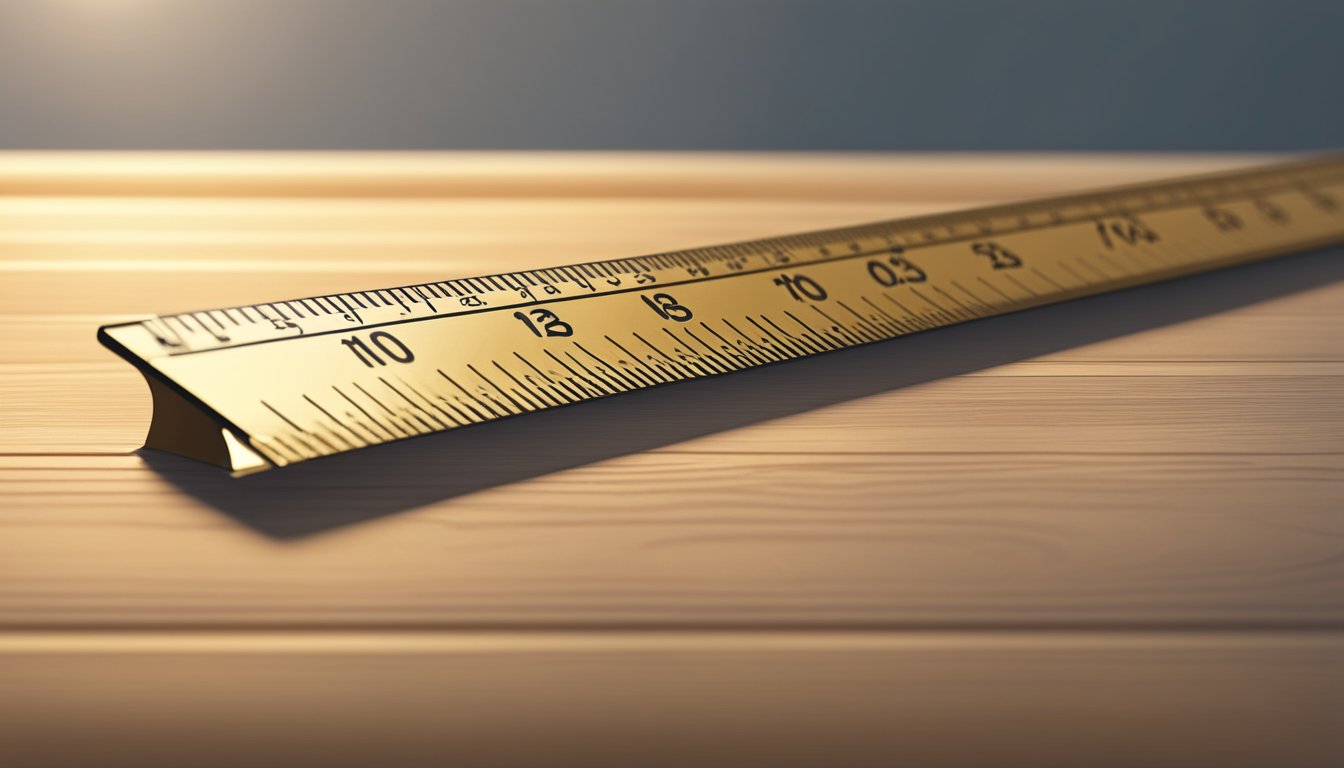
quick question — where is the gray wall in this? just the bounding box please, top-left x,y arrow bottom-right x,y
0,0 -> 1340,150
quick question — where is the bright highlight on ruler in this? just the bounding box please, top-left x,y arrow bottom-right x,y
99,156 -> 1344,475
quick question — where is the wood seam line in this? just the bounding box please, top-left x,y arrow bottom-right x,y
0,629 -> 1342,656
4,621 -> 1344,633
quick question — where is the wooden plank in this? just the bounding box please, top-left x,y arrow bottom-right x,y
1,451 -> 1340,627
0,152 -> 1269,198
1,153 -> 1341,760
2,631 -> 1340,768
0,152 -> 1339,625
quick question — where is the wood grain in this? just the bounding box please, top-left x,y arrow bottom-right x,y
1,451 -> 1342,627
1,153 -> 1341,766
3,632 -> 1340,768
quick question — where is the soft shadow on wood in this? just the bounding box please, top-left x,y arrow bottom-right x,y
143,248 -> 1344,539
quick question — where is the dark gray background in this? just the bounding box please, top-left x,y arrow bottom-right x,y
0,0 -> 1339,150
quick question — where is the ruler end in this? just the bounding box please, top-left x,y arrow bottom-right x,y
140,377 -> 274,476
100,323 -> 274,476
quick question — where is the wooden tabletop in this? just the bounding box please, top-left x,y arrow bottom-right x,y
2,153 -> 1341,767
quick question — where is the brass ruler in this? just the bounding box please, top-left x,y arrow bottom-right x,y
100,156 -> 1344,475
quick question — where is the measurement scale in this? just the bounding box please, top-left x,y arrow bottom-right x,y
99,156 -> 1344,475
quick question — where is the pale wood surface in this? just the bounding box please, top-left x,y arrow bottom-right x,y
1,153 -> 1341,767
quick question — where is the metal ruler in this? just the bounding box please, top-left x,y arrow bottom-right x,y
99,156 -> 1344,475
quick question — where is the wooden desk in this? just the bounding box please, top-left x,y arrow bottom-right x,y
2,154 -> 1341,767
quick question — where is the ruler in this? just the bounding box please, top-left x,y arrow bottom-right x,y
100,156 -> 1344,475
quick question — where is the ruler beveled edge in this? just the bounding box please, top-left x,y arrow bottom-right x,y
97,324 -> 274,475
